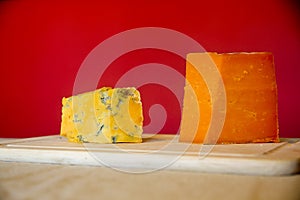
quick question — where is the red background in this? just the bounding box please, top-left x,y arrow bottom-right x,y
0,0 -> 299,138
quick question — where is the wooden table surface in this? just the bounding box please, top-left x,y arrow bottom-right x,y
0,161 -> 300,200
0,135 -> 300,200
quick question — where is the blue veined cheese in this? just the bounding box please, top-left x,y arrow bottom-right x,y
60,87 -> 143,143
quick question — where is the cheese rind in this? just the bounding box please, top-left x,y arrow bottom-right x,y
179,52 -> 279,144
60,87 -> 143,143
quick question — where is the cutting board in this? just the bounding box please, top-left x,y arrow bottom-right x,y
0,134 -> 299,176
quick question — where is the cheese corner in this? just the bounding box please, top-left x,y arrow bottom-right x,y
60,87 -> 143,143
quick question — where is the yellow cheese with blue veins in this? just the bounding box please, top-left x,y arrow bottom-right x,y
60,87 -> 143,143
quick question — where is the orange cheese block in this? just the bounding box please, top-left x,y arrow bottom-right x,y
179,52 -> 279,144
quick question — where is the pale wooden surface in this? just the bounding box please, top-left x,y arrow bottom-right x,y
0,161 -> 299,200
0,135 -> 300,200
0,134 -> 299,175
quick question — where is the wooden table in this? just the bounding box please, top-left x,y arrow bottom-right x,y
0,161 -> 300,200
0,136 -> 300,200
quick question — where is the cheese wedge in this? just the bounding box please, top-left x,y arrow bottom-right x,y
60,87 -> 143,143
179,52 -> 279,144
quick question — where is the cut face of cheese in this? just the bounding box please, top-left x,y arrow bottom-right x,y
179,52 -> 279,144
60,87 -> 143,143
